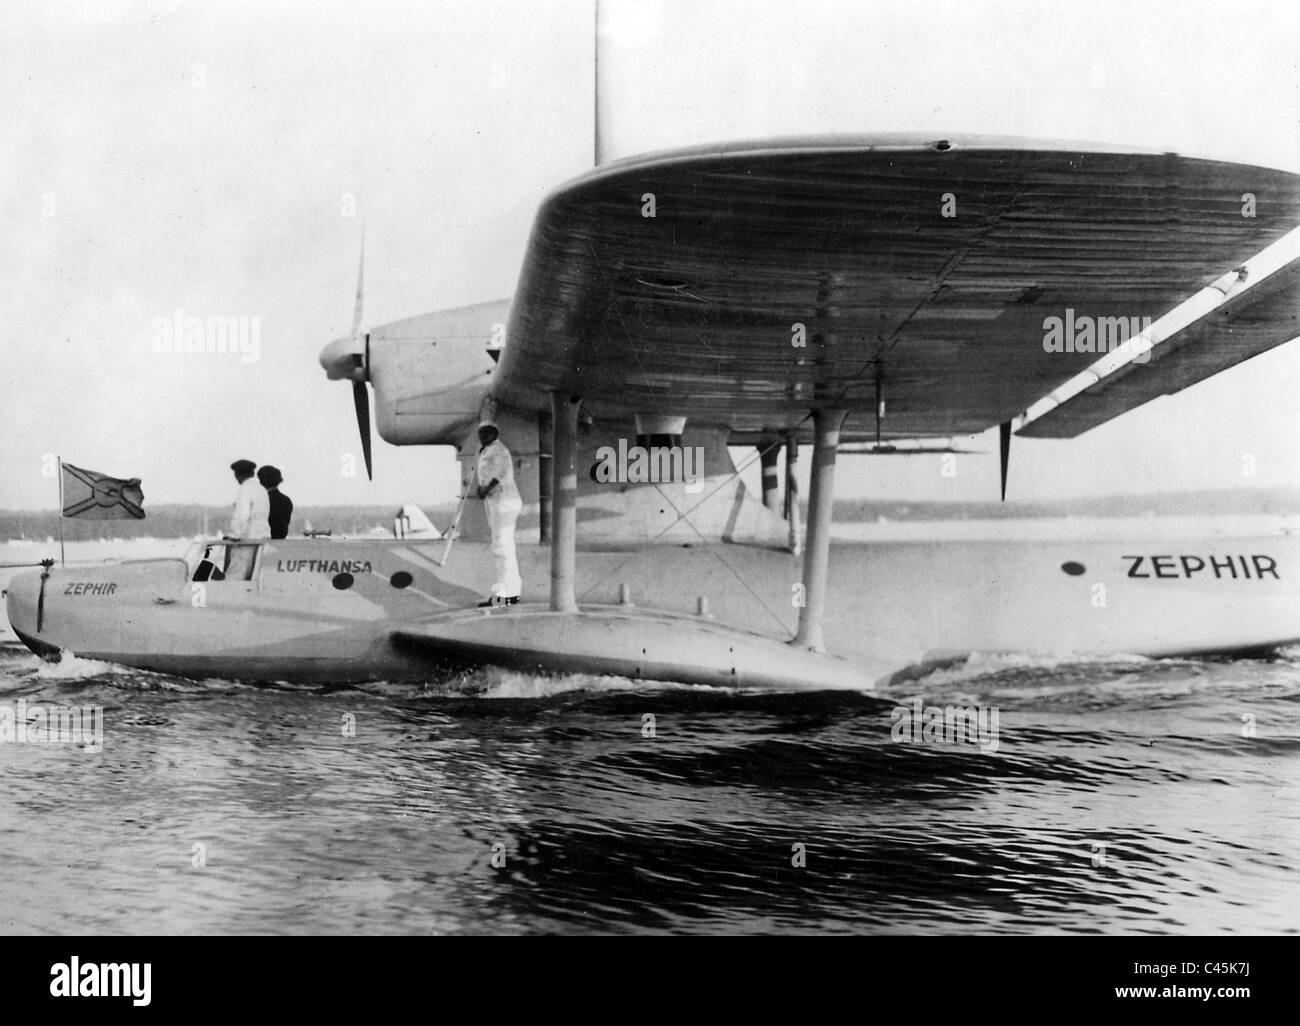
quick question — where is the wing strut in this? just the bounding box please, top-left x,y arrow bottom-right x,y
549,393 -> 580,613
792,408 -> 847,653
784,431 -> 801,556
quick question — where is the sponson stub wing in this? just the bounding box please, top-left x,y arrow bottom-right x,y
489,134 -> 1300,439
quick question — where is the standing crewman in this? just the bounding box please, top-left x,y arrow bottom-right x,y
257,465 -> 294,540
225,458 -> 270,578
475,422 -> 522,606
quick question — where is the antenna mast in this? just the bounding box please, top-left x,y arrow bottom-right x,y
593,0 -> 603,165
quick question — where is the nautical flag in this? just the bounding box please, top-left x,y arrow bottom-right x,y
61,463 -> 145,520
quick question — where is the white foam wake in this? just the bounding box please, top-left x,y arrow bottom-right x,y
34,651 -> 123,679
891,649 -> 1154,690
475,667 -> 717,699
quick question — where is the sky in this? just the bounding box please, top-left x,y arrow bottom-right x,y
2,0 -> 1298,512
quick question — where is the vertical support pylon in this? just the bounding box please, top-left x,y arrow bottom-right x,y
793,409 -> 846,652
550,393 -> 580,613
783,433 -> 798,521
759,438 -> 781,512
538,407 -> 553,543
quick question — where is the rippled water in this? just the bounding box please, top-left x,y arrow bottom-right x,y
1,642 -> 1297,935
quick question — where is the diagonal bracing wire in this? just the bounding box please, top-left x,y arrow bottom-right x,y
576,419 -> 811,636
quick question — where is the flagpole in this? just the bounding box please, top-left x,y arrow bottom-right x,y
57,455 -> 65,565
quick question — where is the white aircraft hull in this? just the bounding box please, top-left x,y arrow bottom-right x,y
6,526 -> 1297,687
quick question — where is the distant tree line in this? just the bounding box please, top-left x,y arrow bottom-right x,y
0,504 -> 458,542
0,489 -> 1295,541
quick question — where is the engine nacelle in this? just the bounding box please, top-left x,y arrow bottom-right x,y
369,298 -> 511,445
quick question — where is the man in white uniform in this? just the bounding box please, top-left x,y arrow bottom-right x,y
475,423 -> 522,605
224,458 -> 270,579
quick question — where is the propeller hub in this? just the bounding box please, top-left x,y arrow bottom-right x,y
320,333 -> 367,382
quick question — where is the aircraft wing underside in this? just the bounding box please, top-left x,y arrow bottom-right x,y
490,134 -> 1300,439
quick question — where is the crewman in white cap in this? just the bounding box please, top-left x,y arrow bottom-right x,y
224,458 -> 270,579
475,422 -> 522,605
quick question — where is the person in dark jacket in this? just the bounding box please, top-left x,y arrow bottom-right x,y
257,465 -> 294,540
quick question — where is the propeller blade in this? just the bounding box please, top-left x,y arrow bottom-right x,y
353,379 -> 373,481
351,228 -> 365,339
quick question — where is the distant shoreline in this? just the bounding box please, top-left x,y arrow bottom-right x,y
1,489 -> 1298,542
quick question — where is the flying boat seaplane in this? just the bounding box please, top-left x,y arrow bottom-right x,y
9,134 -> 1300,687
